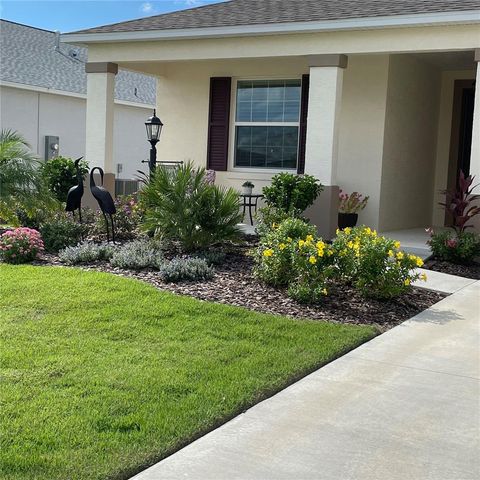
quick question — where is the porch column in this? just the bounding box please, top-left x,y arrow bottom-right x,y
469,50 -> 480,233
85,62 -> 118,195
304,54 -> 347,240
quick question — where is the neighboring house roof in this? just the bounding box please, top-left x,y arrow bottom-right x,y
0,20 -> 156,105
70,0 -> 480,34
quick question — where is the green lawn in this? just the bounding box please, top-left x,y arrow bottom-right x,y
0,265 -> 376,480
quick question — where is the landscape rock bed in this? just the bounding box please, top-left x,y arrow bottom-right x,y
423,258 -> 480,280
37,245 -> 445,332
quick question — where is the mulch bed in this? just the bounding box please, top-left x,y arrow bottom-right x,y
422,258 -> 480,280
36,242 -> 445,332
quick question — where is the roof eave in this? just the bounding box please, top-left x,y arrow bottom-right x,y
61,10 -> 480,44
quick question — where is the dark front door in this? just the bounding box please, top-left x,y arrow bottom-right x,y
445,80 -> 476,226
457,84 -> 475,179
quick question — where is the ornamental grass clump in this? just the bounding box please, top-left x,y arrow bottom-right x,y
58,242 -> 114,265
0,227 -> 44,264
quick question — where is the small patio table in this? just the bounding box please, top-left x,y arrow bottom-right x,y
239,194 -> 264,226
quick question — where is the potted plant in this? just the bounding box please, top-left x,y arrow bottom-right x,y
242,181 -> 254,195
338,190 -> 369,229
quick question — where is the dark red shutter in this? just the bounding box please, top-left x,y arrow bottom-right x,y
297,74 -> 310,174
207,77 -> 232,171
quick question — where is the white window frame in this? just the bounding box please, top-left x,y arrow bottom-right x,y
228,76 -> 302,174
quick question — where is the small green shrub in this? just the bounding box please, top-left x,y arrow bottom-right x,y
263,172 -> 322,214
158,257 -> 214,283
0,129 -> 57,225
0,227 -> 44,264
428,230 -> 480,264
109,239 -> 163,270
59,242 -> 114,265
140,162 -> 242,252
254,217 -> 317,286
41,156 -> 89,202
40,212 -> 87,252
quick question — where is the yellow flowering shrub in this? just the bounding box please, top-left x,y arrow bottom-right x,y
254,218 -> 334,302
332,226 -> 425,299
255,223 -> 426,303
254,217 -> 317,287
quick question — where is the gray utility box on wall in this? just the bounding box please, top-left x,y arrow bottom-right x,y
44,135 -> 59,160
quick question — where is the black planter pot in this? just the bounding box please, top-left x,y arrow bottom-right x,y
338,213 -> 358,230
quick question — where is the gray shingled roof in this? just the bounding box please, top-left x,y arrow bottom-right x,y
72,0 -> 480,34
0,20 -> 156,104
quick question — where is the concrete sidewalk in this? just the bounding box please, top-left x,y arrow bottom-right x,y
133,280 -> 480,480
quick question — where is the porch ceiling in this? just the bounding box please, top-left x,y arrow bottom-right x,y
411,50 -> 477,70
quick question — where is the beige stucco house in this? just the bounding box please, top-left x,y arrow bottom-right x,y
62,0 -> 480,238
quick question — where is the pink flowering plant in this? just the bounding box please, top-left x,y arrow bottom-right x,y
427,229 -> 480,264
92,194 -> 143,240
0,227 -> 44,264
338,191 -> 369,214
427,172 -> 480,264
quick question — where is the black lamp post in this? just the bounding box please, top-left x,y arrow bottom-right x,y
145,109 -> 163,174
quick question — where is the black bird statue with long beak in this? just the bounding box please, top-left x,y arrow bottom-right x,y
89,167 -> 117,242
65,157 -> 85,222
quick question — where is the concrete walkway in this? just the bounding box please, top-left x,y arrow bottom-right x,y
413,267 -> 476,294
133,280 -> 480,480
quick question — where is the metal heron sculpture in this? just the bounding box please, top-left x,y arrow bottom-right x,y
89,167 -> 116,242
65,157 -> 85,222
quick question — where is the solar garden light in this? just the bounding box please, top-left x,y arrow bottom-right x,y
145,109 -> 163,174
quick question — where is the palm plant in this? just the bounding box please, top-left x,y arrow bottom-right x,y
140,162 -> 242,251
0,129 -> 56,224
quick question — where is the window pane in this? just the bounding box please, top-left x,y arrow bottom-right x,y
237,81 -> 252,101
267,101 -> 284,122
251,101 -> 267,122
283,127 -> 299,147
236,79 -> 301,124
251,147 -> 267,166
236,147 -> 251,167
268,80 -> 285,101
236,102 -> 251,122
252,81 -> 269,101
284,101 -> 300,122
235,126 -> 298,169
251,126 -> 268,146
285,80 -> 301,101
283,147 -> 298,169
267,126 -> 283,147
236,126 -> 251,146
267,147 -> 283,168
